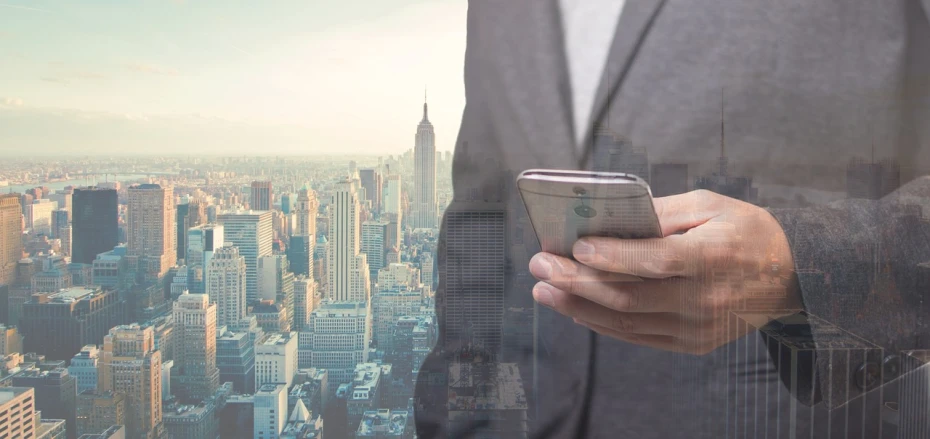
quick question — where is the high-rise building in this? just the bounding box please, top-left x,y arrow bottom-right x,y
11,368 -> 77,439
72,188 -> 118,265
286,235 -> 313,279
412,99 -> 437,229
420,252 -> 434,291
382,175 -> 402,216
0,387 -> 38,438
218,210 -> 273,303
259,255 -> 295,325
58,225 -> 72,257
27,199 -> 57,236
251,181 -> 273,211
253,301 -> 290,333
0,324 -> 23,356
216,329 -> 255,394
358,169 -> 382,213
76,391 -> 126,438
68,345 -> 100,394
847,157 -> 901,200
98,324 -> 164,439
127,184 -> 177,279
442,203 -> 506,351
20,286 -> 124,361
51,209 -> 68,239
280,193 -> 294,215
300,302 -> 370,392
171,292 -> 220,402
327,177 -> 371,303
361,221 -> 388,283
187,224 -> 224,294
163,399 -> 218,439
254,384 -> 288,439
206,245 -> 247,328
292,276 -> 317,331
294,185 -> 318,239
255,332 -> 298,389
0,194 -> 23,287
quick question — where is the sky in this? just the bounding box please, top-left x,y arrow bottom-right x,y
0,0 -> 467,156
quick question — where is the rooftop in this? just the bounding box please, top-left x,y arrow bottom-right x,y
0,387 -> 30,404
40,286 -> 102,304
357,409 -> 408,437
261,332 -> 296,346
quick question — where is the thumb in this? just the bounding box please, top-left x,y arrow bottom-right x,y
652,190 -> 722,236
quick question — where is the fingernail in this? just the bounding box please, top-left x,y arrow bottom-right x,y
533,285 -> 554,307
530,255 -> 552,280
574,241 -> 595,262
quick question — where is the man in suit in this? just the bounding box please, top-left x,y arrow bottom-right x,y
415,0 -> 930,437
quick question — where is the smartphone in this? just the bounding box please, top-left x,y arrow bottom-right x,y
517,169 -> 663,258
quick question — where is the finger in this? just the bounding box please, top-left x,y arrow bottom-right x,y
531,253 -> 681,313
533,282 -> 686,337
572,234 -> 693,278
575,320 -> 716,356
652,190 -> 724,236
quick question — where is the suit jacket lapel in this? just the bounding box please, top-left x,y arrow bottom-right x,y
577,0 -> 670,167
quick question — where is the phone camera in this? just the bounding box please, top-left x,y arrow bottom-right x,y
574,205 -> 597,218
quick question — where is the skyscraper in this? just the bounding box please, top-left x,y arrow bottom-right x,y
187,224 -> 225,294
19,286 -> 124,361
258,255 -> 295,327
254,332 -> 298,390
127,184 -> 177,279
300,302 -> 370,392
11,368 -> 77,439
171,292 -> 220,401
292,276 -> 317,332
98,324 -> 164,439
286,235 -> 313,278
382,174 -> 402,216
361,220 -> 388,283
27,199 -> 57,236
72,187 -> 118,265
280,193 -> 294,215
294,185 -> 318,239
327,177 -> 371,303
254,384 -> 288,439
358,169 -> 382,213
218,210 -> 273,303
412,98 -> 437,229
0,194 -> 22,287
51,209 -> 69,239
442,203 -> 506,351
206,245 -> 247,328
251,181 -> 273,211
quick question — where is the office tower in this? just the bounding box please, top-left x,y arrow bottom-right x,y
361,221 -> 388,283
127,184 -> 177,279
171,292 -> 220,401
359,169 -> 383,213
412,99 -> 438,229
91,246 -> 127,289
650,163 -> 690,197
286,235 -> 313,279
20,286 -> 123,361
51,209 -> 68,239
280,193 -> 294,215
68,345 -> 99,393
300,302 -> 371,392
255,332 -> 298,389
163,399 -> 218,439
11,369 -> 77,439
27,199 -> 57,236
206,245 -> 247,328
259,255 -> 295,326
251,181 -> 273,211
0,194 -> 22,287
76,391 -> 126,438
442,203 -> 506,351
169,267 -> 189,300
0,387 -> 38,438
217,329 -> 256,394
72,188 -> 118,265
58,226 -> 71,257
98,324 -> 164,439
847,157 -> 901,200
218,210 -> 273,303
187,224 -> 224,294
176,202 -> 190,262
294,185 -> 318,239
292,276 -> 316,331
253,301 -> 290,333
0,324 -> 22,356
590,125 -> 650,182
327,177 -> 371,302
32,254 -> 71,293
420,252 -> 434,291
48,189 -> 72,217
373,263 -> 424,350
314,235 -> 328,291
382,175 -> 402,216
254,384 -> 288,439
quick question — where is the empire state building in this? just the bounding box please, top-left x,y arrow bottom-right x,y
412,97 -> 438,229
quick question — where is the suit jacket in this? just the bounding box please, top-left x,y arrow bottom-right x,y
415,0 -> 930,437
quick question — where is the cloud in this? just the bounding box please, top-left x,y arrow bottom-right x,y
126,62 -> 180,76
0,97 -> 24,107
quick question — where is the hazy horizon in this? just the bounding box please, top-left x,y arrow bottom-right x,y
0,0 -> 467,156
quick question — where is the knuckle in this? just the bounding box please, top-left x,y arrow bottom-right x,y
611,313 -> 634,332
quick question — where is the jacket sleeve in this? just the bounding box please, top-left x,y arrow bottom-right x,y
766,175 -> 930,409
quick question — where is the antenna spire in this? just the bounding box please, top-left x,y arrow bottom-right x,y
422,86 -> 429,122
718,88 -> 729,178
